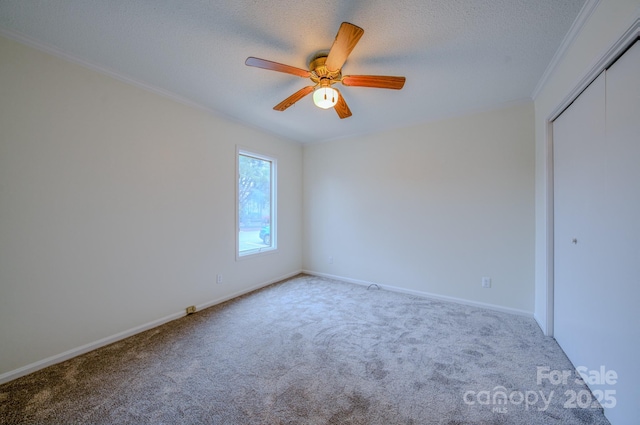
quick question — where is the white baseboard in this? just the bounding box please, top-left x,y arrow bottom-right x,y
195,270 -> 302,312
0,270 -> 302,385
1,269 -> 531,384
302,270 -> 533,318
0,311 -> 182,385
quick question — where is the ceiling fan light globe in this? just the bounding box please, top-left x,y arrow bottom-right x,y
313,87 -> 338,109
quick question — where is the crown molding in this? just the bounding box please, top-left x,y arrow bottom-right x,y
548,14 -> 640,122
531,0 -> 601,100
0,28 -> 303,145
0,28 -> 217,114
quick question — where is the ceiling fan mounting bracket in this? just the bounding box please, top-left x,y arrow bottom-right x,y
309,54 -> 342,84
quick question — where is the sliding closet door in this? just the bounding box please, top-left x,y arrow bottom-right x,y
553,72 -> 606,360
603,42 -> 640,322
554,41 -> 639,423
599,41 -> 640,422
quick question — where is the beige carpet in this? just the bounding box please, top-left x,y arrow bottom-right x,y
0,274 -> 610,424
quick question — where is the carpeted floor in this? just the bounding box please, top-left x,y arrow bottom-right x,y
0,274 -> 610,424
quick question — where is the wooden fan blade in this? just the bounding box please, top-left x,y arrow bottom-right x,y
273,86 -> 314,111
325,22 -> 364,72
342,75 -> 406,90
245,57 -> 311,78
334,90 -> 352,119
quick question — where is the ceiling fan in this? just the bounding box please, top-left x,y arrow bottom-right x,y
245,22 -> 406,119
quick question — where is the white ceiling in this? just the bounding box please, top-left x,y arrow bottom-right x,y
0,0 -> 586,143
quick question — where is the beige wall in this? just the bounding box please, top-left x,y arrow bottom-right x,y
533,0 -> 640,333
0,35 -> 303,378
303,101 -> 535,314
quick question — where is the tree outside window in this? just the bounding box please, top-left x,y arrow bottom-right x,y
238,150 -> 276,256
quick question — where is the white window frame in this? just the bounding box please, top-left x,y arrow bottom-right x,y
236,147 -> 277,259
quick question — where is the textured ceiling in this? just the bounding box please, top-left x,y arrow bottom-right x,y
0,0 -> 586,143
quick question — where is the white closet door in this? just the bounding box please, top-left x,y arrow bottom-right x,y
554,41 -> 639,423
603,42 -> 640,318
553,72 -> 606,360
599,41 -> 640,422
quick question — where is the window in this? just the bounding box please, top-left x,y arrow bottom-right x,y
237,148 -> 276,257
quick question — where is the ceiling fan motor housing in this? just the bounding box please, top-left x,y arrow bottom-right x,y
309,55 -> 341,85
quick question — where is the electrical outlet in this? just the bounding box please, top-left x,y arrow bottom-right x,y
482,277 -> 491,288
186,306 -> 196,315
217,274 -> 223,284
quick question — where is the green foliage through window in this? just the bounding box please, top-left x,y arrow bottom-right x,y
238,151 -> 276,256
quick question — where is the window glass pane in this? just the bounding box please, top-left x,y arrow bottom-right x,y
238,152 -> 275,256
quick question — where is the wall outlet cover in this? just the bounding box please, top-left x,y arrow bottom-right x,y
482,277 -> 491,288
